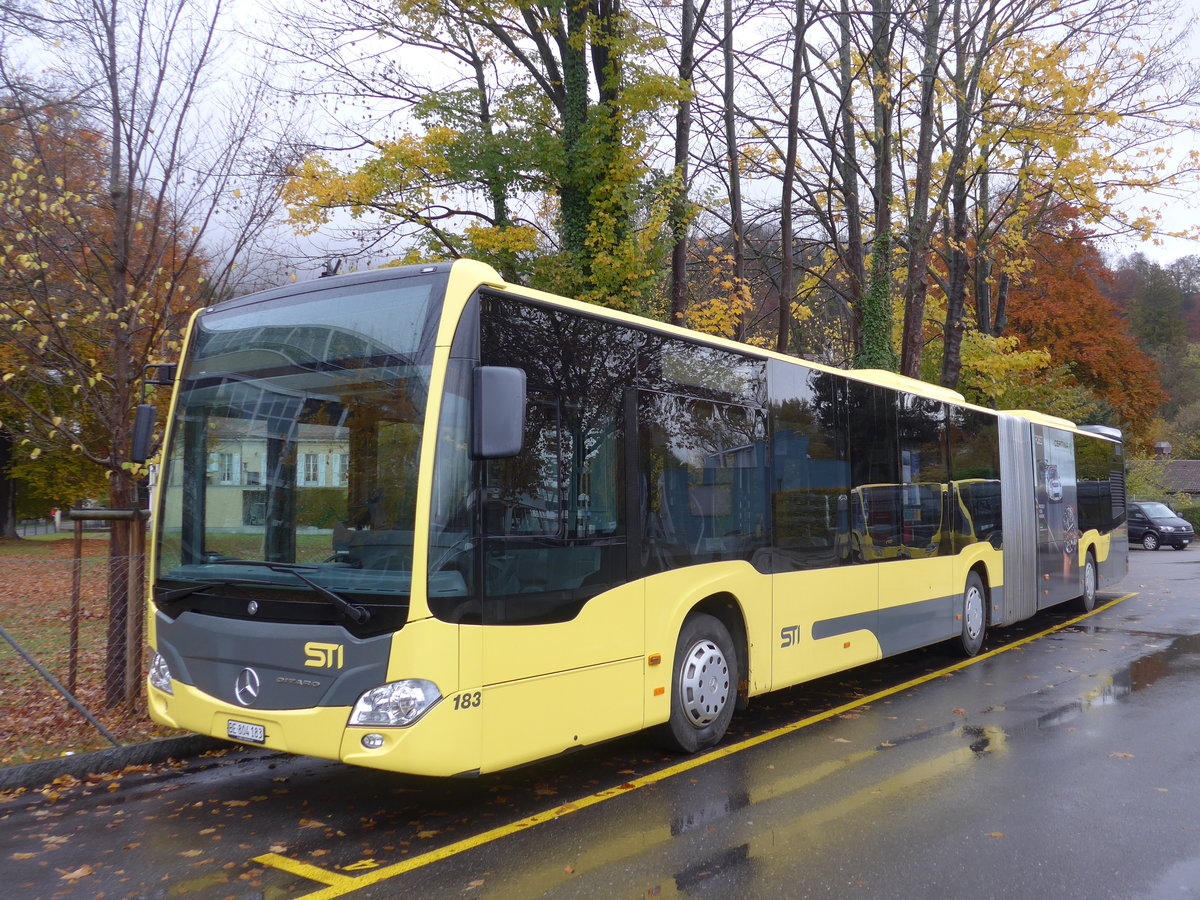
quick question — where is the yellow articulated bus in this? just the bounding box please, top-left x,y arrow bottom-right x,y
143,259 -> 1128,776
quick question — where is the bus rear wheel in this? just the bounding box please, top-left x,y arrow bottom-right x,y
959,572 -> 987,657
656,614 -> 737,754
1077,551 -> 1098,613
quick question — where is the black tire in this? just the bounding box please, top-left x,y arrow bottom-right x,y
1142,531 -> 1160,552
959,571 -> 987,657
1077,551 -> 1097,613
656,613 -> 737,754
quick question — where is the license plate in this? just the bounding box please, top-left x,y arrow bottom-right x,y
227,719 -> 265,744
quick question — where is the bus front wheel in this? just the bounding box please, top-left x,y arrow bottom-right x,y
960,572 -> 987,657
656,614 -> 737,754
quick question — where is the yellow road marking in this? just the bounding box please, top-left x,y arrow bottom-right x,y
253,853 -> 360,888
259,592 -> 1137,899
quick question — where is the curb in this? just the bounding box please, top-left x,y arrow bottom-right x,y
0,735 -> 228,793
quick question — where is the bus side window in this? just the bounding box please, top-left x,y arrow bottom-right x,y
947,408 -> 1003,551
767,366 -> 849,572
477,295 -> 635,624
638,392 -> 767,574
897,395 -> 949,557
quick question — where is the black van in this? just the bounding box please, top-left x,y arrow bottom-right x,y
1127,501 -> 1194,550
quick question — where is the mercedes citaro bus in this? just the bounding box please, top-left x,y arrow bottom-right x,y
144,259 -> 1127,775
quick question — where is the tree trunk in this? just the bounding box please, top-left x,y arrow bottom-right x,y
0,429 -> 18,540
900,0 -> 941,378
838,0 -> 864,357
858,0 -> 898,370
105,471 -> 135,707
941,176 -> 970,388
559,1 -> 592,264
778,0 -> 806,354
469,35 -> 518,282
723,0 -> 747,341
993,269 -> 1010,335
670,0 -> 696,327
102,0 -> 137,707
974,164 -> 993,333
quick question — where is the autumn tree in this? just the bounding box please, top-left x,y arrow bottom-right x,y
264,0 -> 1198,399
1001,228 -> 1166,442
664,0 -> 709,326
925,0 -> 1200,387
1110,253 -> 1200,428
276,0 -> 681,310
0,338 -> 108,538
0,0 -> 292,704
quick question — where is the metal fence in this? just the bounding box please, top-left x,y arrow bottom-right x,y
0,529 -> 152,765
16,517 -> 112,537
15,518 -> 58,537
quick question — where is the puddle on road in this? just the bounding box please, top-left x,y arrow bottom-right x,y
1032,631 -> 1200,732
671,788 -> 751,837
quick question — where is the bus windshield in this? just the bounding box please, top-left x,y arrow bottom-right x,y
153,270 -> 448,629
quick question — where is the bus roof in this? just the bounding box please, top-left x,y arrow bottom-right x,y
202,258 -> 1116,442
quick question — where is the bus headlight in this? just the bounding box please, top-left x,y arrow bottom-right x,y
149,653 -> 173,694
349,680 -> 441,727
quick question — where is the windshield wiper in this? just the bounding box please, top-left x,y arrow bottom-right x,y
274,565 -> 372,625
156,578 -> 277,603
192,560 -> 372,625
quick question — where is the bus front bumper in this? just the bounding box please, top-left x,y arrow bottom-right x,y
147,680 -> 481,776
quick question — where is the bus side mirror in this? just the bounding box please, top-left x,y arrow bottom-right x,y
472,366 -> 526,459
131,404 -> 157,463
144,363 -> 177,387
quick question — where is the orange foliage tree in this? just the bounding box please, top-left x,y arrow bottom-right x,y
1003,226 -> 1166,443
0,105 -> 207,492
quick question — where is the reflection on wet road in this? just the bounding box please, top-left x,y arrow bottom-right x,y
5,550 -> 1200,898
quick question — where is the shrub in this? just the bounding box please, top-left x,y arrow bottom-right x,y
1175,505 -> 1200,531
296,487 -> 347,529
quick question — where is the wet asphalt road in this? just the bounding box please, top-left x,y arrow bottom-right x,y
3,546 -> 1199,899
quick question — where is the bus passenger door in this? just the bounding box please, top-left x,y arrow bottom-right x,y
477,391 -> 644,773
1033,426 -> 1080,609
769,367 -> 880,687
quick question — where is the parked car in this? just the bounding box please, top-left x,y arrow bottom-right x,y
1127,501 -> 1194,550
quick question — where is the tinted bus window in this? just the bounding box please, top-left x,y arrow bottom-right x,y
947,408 -> 1002,550
768,362 -> 849,571
638,392 -> 768,574
897,395 -> 949,557
474,295 -> 636,624
844,381 -> 902,562
639,334 -> 767,406
1077,436 -> 1125,533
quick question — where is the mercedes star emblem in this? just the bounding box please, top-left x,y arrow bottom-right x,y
247,600 -> 259,615
234,667 -> 261,706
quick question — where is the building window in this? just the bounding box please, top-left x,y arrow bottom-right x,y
302,453 -> 323,486
217,452 -> 239,485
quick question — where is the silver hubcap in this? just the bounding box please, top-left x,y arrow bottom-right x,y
1144,534 -> 1157,550
964,586 -> 984,641
1085,561 -> 1096,599
680,639 -> 730,727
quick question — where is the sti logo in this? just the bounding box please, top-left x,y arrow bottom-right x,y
304,642 -> 344,670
